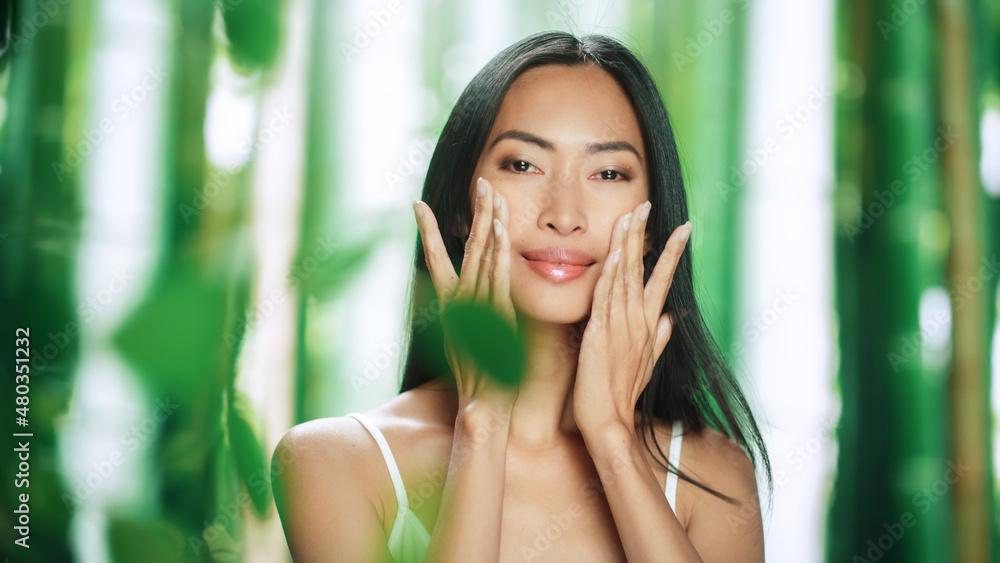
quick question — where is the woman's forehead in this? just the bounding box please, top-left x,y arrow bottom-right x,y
489,64 -> 645,154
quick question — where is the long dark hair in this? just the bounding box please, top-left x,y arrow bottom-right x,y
398,31 -> 771,505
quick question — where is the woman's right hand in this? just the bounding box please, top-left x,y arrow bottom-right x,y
412,177 -> 519,415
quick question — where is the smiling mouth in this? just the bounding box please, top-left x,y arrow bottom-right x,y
524,258 -> 595,283
525,258 -> 597,267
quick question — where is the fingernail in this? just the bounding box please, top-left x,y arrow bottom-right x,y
612,248 -> 622,265
494,191 -> 501,209
412,201 -> 423,218
477,177 -> 486,197
639,201 -> 651,221
493,218 -> 501,237
679,221 -> 691,243
622,213 -> 632,232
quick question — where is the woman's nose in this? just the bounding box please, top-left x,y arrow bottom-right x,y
535,171 -> 587,235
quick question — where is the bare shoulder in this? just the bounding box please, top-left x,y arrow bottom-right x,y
270,415 -> 389,515
272,415 -> 375,469
269,381 -> 457,561
668,422 -> 765,561
271,380 -> 457,534
361,380 -> 458,500
272,385 -> 454,497
270,414 -> 401,562
272,379 -> 456,477
678,424 -> 759,498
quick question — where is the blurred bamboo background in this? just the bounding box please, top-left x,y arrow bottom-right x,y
0,0 -> 997,562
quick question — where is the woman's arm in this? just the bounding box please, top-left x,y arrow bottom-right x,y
573,202 -> 763,561
271,418 -> 396,563
413,178 -> 519,561
423,402 -> 511,562
581,422 -> 765,563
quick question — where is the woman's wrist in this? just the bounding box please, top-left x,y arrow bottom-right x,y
580,418 -> 635,456
454,401 -> 511,447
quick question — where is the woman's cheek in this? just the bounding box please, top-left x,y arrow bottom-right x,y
505,206 -> 527,235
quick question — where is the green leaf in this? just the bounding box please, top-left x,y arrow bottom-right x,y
228,392 -> 271,517
218,0 -> 284,71
293,234 -> 379,301
107,518 -> 185,563
440,301 -> 524,386
112,263 -> 228,398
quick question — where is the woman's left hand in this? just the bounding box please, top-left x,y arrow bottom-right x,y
573,200 -> 692,436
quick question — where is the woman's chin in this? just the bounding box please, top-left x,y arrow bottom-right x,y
511,296 -> 591,326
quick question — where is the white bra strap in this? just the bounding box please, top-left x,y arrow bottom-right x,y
665,419 -> 683,508
346,413 -> 409,513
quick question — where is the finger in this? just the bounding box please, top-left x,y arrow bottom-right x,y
494,191 -> 515,322
653,312 -> 674,361
457,177 -> 495,300
413,200 -> 459,302
644,221 -> 692,329
592,211 -> 630,322
612,201 -> 644,326
492,217 -> 514,323
475,197 -> 498,301
626,201 -> 651,319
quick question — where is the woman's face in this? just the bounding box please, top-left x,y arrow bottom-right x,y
469,63 -> 650,325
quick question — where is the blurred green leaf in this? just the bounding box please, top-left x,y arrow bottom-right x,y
221,255 -> 253,380
294,234 -> 379,301
228,392 -> 271,516
440,301 -> 524,386
218,0 -> 283,71
108,517 -> 185,563
112,263 -> 228,399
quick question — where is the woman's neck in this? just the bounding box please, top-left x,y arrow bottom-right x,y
505,316 -> 587,450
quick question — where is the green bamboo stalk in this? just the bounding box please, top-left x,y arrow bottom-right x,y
830,0 -> 952,560
937,0 -> 993,560
295,0 -> 338,421
0,0 -> 91,559
827,0 -> 863,551
973,2 -> 1000,561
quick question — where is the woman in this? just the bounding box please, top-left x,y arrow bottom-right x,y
272,31 -> 771,562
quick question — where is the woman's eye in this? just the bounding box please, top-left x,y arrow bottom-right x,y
502,159 -> 537,174
598,169 -> 630,181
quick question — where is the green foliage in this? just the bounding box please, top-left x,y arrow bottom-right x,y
108,518 -> 186,563
440,301 -> 525,387
228,392 -> 271,517
218,0 -> 284,71
294,231 -> 381,301
112,262 -> 229,401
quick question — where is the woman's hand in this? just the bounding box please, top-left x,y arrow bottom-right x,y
412,177 -> 518,415
573,199 -> 692,435
414,178 -> 517,563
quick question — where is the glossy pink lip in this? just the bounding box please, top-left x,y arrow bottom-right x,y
522,247 -> 597,283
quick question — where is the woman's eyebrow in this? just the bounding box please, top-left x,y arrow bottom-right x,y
587,141 -> 643,164
490,129 -> 643,163
490,129 -> 554,150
